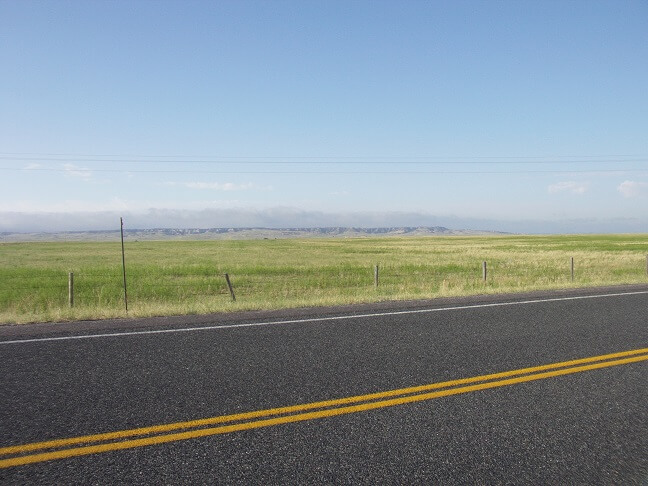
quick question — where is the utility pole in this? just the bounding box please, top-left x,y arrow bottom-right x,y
121,217 -> 128,312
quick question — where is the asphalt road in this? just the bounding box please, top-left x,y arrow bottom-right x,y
1,285 -> 647,484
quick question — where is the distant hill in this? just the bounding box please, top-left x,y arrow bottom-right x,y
1,226 -> 508,242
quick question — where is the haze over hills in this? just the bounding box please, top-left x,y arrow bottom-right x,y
0,226 -> 508,242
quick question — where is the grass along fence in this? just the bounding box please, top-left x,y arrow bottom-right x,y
1,235 -> 647,324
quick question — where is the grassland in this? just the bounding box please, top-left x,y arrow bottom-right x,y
1,234 -> 647,324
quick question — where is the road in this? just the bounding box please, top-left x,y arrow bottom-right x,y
1,286 -> 647,484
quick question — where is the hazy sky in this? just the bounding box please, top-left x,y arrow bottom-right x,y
1,0 -> 647,233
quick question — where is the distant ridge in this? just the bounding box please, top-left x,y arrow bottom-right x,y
1,227 -> 508,242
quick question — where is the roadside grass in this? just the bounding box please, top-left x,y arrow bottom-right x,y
1,234 -> 647,324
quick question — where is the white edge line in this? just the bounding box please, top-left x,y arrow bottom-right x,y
1,290 -> 647,346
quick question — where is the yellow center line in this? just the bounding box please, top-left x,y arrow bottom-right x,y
2,347 -> 645,456
1,348 -> 646,469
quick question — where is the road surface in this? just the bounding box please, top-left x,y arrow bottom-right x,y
1,285 -> 647,484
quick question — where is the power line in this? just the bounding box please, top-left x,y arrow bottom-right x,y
2,158 -> 647,164
1,153 -> 647,165
1,151 -> 646,157
0,157 -> 648,165
2,167 -> 647,175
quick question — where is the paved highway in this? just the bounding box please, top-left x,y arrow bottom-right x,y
1,286 -> 647,484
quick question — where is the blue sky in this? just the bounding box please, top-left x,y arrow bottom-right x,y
1,0 -> 647,233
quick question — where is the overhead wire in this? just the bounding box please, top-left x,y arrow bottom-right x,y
1,167 -> 647,175
0,153 -> 647,164
1,152 -> 646,175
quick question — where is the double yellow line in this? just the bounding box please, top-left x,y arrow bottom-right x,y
2,347 -> 647,469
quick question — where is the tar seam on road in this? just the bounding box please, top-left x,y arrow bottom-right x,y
1,290 -> 648,346
1,347 -> 647,469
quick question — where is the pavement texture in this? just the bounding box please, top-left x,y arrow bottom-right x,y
1,285 -> 647,484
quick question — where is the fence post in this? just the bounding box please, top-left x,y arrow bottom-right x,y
224,273 -> 236,301
646,255 -> 648,277
68,272 -> 74,308
571,257 -> 574,282
482,261 -> 487,282
374,265 -> 379,287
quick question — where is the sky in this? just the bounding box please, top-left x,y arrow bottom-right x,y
1,0 -> 647,234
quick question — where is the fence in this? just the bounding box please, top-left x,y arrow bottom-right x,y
3,256 -> 647,316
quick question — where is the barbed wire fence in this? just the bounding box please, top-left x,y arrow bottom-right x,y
2,255 -> 647,315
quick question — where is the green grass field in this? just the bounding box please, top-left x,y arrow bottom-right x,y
1,234 -> 647,324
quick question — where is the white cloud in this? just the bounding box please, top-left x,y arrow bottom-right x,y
62,163 -> 92,180
0,205 -> 465,232
617,180 -> 648,198
0,198 -> 131,213
548,181 -> 589,195
184,182 -> 254,191
2,206 -> 648,234
163,181 -> 272,191
0,198 -> 260,214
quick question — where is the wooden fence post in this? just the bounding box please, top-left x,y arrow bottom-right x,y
571,257 -> 575,282
68,272 -> 74,308
482,261 -> 487,282
374,265 -> 379,287
224,273 -> 236,301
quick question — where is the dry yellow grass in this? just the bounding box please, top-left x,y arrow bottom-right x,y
1,234 -> 647,324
